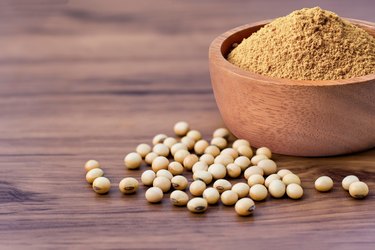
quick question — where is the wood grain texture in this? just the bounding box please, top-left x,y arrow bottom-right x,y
0,0 -> 374,249
209,19 -> 375,156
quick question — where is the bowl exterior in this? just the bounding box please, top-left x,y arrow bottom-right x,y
209,20 -> 375,156
209,63 -> 375,156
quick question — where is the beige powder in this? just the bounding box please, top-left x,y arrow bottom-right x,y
227,7 -> 375,80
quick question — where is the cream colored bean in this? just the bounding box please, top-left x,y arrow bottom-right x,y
268,180 -> 286,198
208,164 -> 226,179
277,169 -> 293,178
192,161 -> 208,173
174,149 -> 190,163
124,152 -> 142,169
226,163 -> 242,178
204,145 -> 221,157
174,121 -> 190,136
145,187 -> 163,203
235,198 -> 255,216
200,154 -> 215,165
286,183 -> 303,199
315,176 -> 333,192
92,177 -> 111,194
193,170 -> 213,185
203,187 -> 220,205
186,130 -> 202,142
256,147 -> 272,158
244,166 -> 264,179
264,174 -> 281,188
189,180 -> 207,196
145,152 -> 158,165
211,137 -> 227,150
136,143 -> 152,158
153,143 -> 170,157
171,175 -> 188,190
213,128 -> 230,139
151,156 -> 169,172
257,159 -> 277,175
153,176 -> 171,193
213,179 -> 232,193
232,183 -> 250,198
187,198 -> 208,213
249,184 -> 268,201
119,177 -> 139,194
84,160 -> 100,172
232,139 -> 250,150
163,137 -> 178,149
171,143 -> 188,156
220,148 -> 239,159
181,136 -> 195,150
221,190 -> 238,206
251,154 -> 268,165
247,174 -> 265,186
170,190 -> 189,206
214,154 -> 234,166
152,134 -> 167,145
283,173 -> 301,185
168,161 -> 184,175
141,170 -> 156,186
349,181 -> 369,199
86,168 -> 104,184
342,175 -> 360,191
156,169 -> 173,180
183,154 -> 199,170
237,145 -> 253,158
234,156 -> 251,171
194,140 -> 209,155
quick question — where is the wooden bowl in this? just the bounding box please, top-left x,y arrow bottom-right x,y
209,19 -> 375,157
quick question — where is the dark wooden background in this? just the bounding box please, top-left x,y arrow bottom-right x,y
0,0 -> 374,249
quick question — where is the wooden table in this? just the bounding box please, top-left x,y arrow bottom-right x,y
1,1 -> 374,249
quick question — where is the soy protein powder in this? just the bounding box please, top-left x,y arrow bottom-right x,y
227,7 -> 375,80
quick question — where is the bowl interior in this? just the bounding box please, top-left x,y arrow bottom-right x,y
216,19 -> 375,86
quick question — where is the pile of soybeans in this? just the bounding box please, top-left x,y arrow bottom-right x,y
84,121 -> 369,217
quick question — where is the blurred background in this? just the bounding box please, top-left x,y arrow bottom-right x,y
1,0 -> 374,152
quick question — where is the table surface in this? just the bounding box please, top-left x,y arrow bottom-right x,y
1,0 -> 374,249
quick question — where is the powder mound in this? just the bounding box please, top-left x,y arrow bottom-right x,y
227,7 -> 375,80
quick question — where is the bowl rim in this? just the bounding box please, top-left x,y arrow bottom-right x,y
209,18 -> 375,86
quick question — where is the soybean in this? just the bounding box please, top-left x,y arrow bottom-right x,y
92,177 -> 111,194
141,170 -> 156,186
286,183 -> 303,199
232,182 -> 250,198
119,177 -> 139,194
203,187 -> 220,205
124,152 -> 142,169
86,168 -> 104,184
349,181 -> 369,199
145,187 -> 163,203
136,143 -> 151,158
235,198 -> 255,216
249,184 -> 268,201
342,175 -> 360,191
314,176 -> 333,192
213,179 -> 232,193
221,190 -> 238,206
189,180 -> 207,196
153,176 -> 171,193
187,197 -> 208,213
171,175 -> 188,190
84,160 -> 100,172
170,190 -> 189,206
268,179 -> 286,198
